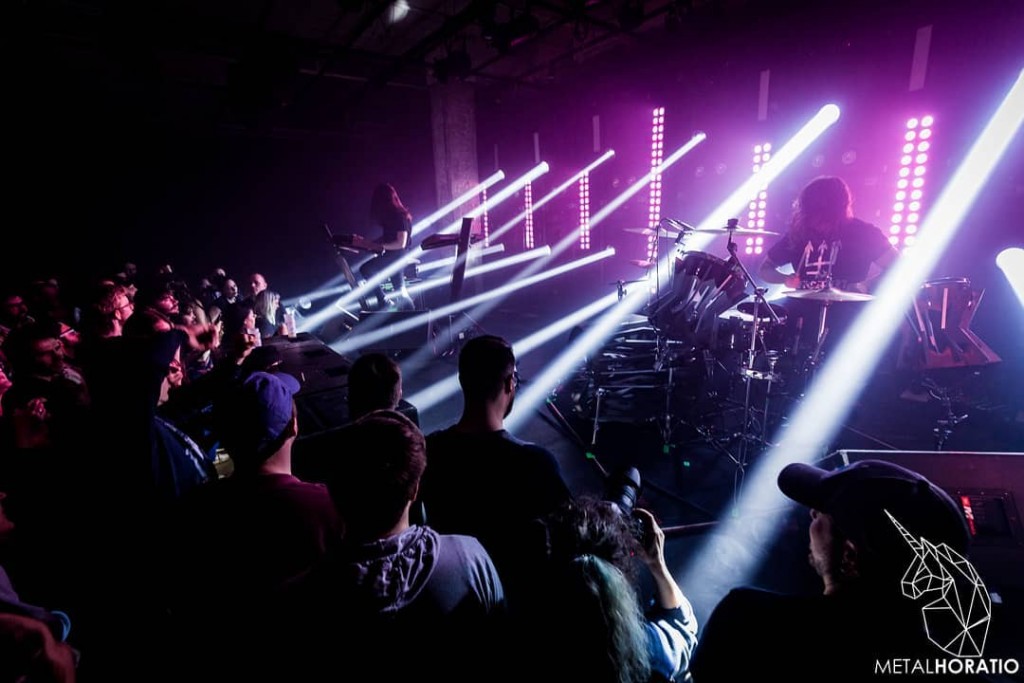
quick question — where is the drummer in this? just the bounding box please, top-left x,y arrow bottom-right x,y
758,176 -> 898,292
757,176 -> 899,357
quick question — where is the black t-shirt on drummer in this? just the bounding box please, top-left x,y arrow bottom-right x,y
766,218 -> 890,290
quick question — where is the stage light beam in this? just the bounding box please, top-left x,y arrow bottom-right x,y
997,247 -> 1024,308
681,69 -> 1024,603
684,104 -> 841,253
506,106 -> 840,430
487,150 -> 615,245
405,291 -> 620,413
331,247 -> 615,356
412,170 -> 506,235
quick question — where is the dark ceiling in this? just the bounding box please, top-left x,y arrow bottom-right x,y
14,0 -> 878,135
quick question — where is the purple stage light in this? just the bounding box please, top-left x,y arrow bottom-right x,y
747,141 -> 771,238
481,185 -> 490,246
524,182 -> 535,249
646,107 -> 666,262
890,116 -> 934,249
579,173 -> 591,250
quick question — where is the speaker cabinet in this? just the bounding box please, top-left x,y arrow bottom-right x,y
820,449 -> 1024,591
354,310 -> 435,354
263,333 -> 351,395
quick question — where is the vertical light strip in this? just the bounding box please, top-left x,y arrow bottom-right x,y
579,172 -> 591,250
646,106 -> 666,262
524,182 -> 535,249
487,151 -> 614,245
480,185 -> 490,247
889,115 -> 934,251
744,142 -> 771,256
758,70 -> 771,122
909,25 -> 933,92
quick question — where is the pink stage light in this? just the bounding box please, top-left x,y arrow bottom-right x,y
524,182 -> 535,249
890,115 -> 934,250
646,107 -> 666,262
745,141 -> 771,254
480,185 -> 490,247
579,173 -> 591,250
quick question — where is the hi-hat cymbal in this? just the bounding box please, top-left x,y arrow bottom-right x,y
783,287 -> 874,303
692,226 -> 780,236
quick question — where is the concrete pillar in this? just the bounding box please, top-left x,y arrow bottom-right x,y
430,81 -> 483,298
430,81 -> 480,223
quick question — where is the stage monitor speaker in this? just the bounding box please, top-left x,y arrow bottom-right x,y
262,332 -> 352,395
819,449 -> 1024,591
354,310 -> 434,354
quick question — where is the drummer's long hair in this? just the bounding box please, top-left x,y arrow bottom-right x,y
789,176 -> 853,245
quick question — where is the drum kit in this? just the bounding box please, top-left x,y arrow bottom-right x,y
627,217 -> 879,493
557,217 -> 1003,501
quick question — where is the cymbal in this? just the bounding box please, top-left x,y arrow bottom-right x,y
691,226 -> 780,236
623,226 -> 680,237
629,259 -> 655,268
783,287 -> 875,303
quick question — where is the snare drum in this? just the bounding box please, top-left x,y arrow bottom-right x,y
649,251 -> 748,347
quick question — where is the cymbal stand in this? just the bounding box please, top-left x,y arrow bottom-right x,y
724,223 -> 782,501
923,375 -> 969,451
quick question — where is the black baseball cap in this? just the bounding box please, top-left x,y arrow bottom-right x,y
778,459 -> 970,556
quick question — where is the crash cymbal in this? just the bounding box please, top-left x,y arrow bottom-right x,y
629,259 -> 655,268
692,226 -> 780,236
623,226 -> 680,237
783,287 -> 874,303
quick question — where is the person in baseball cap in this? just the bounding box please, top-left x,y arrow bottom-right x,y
777,459 -> 970,589
217,371 -> 301,466
690,460 -> 980,682
173,369 -> 339,680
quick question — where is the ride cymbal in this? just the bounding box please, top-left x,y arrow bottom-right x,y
691,226 -> 780,236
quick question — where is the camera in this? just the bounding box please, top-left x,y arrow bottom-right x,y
604,466 -> 650,547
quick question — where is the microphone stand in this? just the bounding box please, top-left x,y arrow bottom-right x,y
723,220 -> 781,503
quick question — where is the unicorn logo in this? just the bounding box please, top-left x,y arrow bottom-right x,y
887,511 -> 992,658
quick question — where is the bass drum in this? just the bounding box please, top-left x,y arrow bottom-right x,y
649,251 -> 748,348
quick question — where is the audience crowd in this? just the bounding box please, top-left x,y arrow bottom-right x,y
0,262 -> 1008,682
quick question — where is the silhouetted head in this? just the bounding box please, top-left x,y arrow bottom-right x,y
458,334 -> 517,416
792,176 -> 853,239
370,183 -> 411,224
324,410 -> 426,540
347,352 -> 402,420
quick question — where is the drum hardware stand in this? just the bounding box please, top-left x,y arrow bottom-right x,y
723,221 -> 783,500
323,223 -> 372,313
611,278 -> 648,303
923,376 -> 968,450
808,298 -> 833,375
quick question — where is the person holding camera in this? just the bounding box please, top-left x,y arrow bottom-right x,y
516,497 -> 698,683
